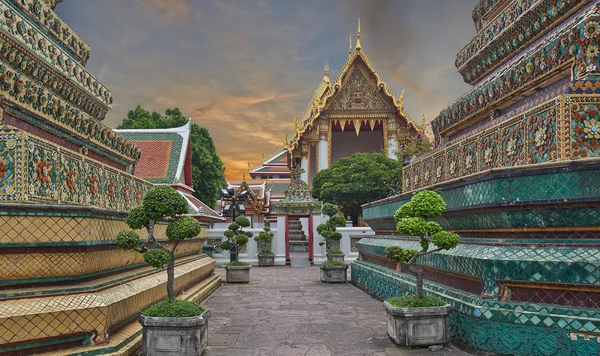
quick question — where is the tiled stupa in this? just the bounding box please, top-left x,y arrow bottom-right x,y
0,1 -> 218,354
353,1 -> 600,355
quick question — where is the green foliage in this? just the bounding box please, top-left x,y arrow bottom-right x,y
236,234 -> 248,246
409,190 -> 446,218
127,206 -> 148,230
223,230 -> 234,238
427,221 -> 443,235
142,186 -> 189,220
228,223 -> 239,232
432,231 -> 460,250
166,216 -> 201,241
394,203 -> 414,223
225,261 -> 250,266
330,232 -> 343,241
385,245 -> 418,263
321,261 -> 345,266
144,248 -> 171,268
119,106 -> 226,208
329,249 -> 343,255
312,153 -> 403,223
255,225 -> 274,255
220,241 -> 232,250
394,133 -> 432,163
322,203 -> 339,217
235,216 -> 250,228
331,216 -> 347,227
386,295 -> 446,308
142,300 -> 205,318
116,230 -> 140,251
396,217 -> 430,236
258,250 -> 274,255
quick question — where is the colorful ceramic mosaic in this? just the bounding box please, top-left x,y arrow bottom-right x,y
471,0 -> 505,32
432,4 -> 600,142
0,127 -> 149,207
351,261 -> 600,356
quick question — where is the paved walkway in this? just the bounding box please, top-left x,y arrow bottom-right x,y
203,266 -> 470,356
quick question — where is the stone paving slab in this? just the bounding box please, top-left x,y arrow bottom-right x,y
203,266 -> 471,356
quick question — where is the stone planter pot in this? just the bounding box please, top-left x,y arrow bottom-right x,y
327,253 -> 345,263
257,254 -> 275,267
224,265 -> 251,283
319,265 -> 348,283
383,301 -> 452,347
139,309 -> 210,356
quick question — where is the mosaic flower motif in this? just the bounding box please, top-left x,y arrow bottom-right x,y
584,22 -> 600,39
587,45 -> 600,59
89,177 -> 99,195
449,162 -> 456,175
108,182 -> 116,198
584,119 -> 600,139
526,62 -> 534,74
465,154 -> 473,170
6,139 -> 15,149
135,190 -> 142,205
534,127 -> 547,147
123,186 -> 130,202
66,170 -> 77,190
484,148 -> 492,164
36,160 -> 51,183
506,139 -> 516,157
436,166 -> 442,180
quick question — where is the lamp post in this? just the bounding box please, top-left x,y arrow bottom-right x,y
219,188 -> 249,262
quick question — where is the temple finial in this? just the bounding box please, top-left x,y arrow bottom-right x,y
349,35 -> 352,54
323,60 -> 330,83
356,18 -> 361,50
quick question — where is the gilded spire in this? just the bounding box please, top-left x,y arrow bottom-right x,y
356,18 -> 361,50
349,35 -> 352,54
323,59 -> 330,83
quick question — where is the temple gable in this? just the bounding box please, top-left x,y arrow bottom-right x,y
327,67 -> 391,111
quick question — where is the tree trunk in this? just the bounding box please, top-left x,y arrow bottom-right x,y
167,242 -> 179,303
408,265 -> 424,298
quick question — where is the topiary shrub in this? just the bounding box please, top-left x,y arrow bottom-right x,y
254,225 -> 274,255
385,190 -> 460,298
221,215 -> 253,262
386,295 -> 446,308
116,185 -> 202,304
142,300 -> 205,318
317,203 -> 347,261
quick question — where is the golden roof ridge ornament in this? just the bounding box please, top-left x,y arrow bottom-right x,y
349,35 -> 352,55
356,18 -> 361,51
323,60 -> 330,84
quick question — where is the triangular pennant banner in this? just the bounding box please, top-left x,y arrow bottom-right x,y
369,119 -> 375,131
354,119 -> 361,136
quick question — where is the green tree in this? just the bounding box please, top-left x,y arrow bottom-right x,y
116,186 -> 202,302
254,225 -> 274,255
384,191 -> 460,298
317,203 -> 347,261
312,153 -> 403,224
220,216 -> 253,262
118,106 -> 226,208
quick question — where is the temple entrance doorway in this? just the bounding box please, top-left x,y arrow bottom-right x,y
285,215 -> 313,265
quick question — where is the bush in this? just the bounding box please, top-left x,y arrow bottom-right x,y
225,261 -> 250,266
386,295 -> 446,308
321,260 -> 345,266
329,249 -> 343,255
116,230 -> 140,251
142,300 -> 205,318
144,248 -> 171,268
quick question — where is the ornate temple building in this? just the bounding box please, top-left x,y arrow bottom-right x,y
354,1 -> 600,355
116,122 -> 224,225
283,20 -> 421,185
0,1 -> 218,354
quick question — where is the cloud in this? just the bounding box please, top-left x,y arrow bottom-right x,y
136,0 -> 189,22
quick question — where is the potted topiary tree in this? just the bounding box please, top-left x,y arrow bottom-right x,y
220,216 -> 252,282
115,185 -> 208,356
383,190 -> 460,348
318,203 -> 348,283
254,224 -> 275,266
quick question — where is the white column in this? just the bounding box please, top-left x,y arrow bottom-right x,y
274,215 -> 287,265
318,139 -> 328,171
301,156 -> 309,182
312,214 -> 327,265
387,137 -> 398,159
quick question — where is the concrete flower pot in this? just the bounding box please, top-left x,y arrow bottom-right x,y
139,309 -> 210,356
257,254 -> 275,267
319,265 -> 348,283
224,265 -> 251,283
327,252 -> 345,263
383,301 -> 452,347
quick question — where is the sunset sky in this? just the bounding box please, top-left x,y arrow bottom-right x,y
56,0 -> 478,179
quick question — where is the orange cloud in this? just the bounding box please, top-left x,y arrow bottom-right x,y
137,0 -> 189,21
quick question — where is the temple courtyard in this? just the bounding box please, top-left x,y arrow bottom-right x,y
203,266 -> 470,356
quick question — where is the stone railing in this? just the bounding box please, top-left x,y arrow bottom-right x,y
405,94 -> 600,192
0,127 -> 150,211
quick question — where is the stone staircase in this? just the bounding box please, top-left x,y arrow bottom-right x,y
288,218 -> 308,252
